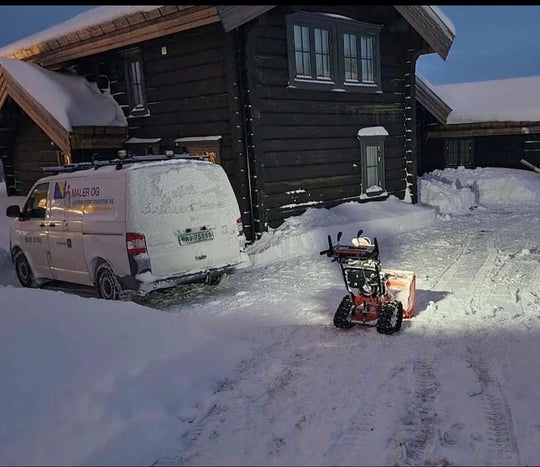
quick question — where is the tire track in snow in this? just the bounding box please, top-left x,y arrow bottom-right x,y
402,361 -> 440,465
465,348 -> 521,466
463,231 -> 521,466
321,339 -> 405,464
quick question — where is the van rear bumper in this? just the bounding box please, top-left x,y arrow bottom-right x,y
117,264 -> 238,295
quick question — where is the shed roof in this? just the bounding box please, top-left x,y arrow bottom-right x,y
0,57 -> 127,154
415,74 -> 452,124
434,76 -> 540,124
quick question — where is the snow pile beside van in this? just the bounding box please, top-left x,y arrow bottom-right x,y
248,197 -> 437,265
0,288 -> 251,466
419,166 -> 540,209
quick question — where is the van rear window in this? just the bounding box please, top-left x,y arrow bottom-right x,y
127,163 -> 237,215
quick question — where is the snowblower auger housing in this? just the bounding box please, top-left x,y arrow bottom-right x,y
320,230 -> 416,334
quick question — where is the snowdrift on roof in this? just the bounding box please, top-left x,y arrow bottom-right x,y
0,57 -> 127,131
0,6 -> 163,58
435,76 -> 540,124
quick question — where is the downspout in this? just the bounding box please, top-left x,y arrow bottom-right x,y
403,48 -> 423,204
234,28 -> 256,242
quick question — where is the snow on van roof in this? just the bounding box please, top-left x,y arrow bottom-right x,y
0,6 -> 162,58
434,75 -> 540,124
0,57 -> 127,131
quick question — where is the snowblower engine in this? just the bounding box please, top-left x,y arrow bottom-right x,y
320,230 -> 416,334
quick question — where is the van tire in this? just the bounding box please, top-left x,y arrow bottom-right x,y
14,251 -> 37,288
207,274 -> 222,286
95,263 -> 121,300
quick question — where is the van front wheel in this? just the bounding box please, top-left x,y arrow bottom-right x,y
96,263 -> 121,300
14,251 -> 37,288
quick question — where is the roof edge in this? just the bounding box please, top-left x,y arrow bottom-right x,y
394,5 -> 455,60
416,74 -> 452,124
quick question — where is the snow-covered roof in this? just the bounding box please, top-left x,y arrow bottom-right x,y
0,6 -> 162,58
0,57 -> 127,131
357,126 -> 389,137
416,74 -> 452,124
1,6 -> 454,68
434,76 -> 540,124
126,137 -> 162,144
174,136 -> 223,142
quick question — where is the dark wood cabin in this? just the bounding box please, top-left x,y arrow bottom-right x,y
0,5 -> 454,241
416,75 -> 540,175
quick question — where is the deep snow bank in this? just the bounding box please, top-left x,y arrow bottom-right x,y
248,196 -> 437,265
0,288 -> 251,466
419,166 -> 540,213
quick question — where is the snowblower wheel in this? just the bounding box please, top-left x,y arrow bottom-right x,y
333,295 -> 356,329
376,300 -> 403,335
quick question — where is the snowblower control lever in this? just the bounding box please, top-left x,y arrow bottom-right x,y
319,235 -> 334,257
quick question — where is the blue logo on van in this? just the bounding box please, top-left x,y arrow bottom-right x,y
53,181 -> 69,200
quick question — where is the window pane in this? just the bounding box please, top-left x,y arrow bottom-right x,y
129,60 -> 145,108
460,139 -> 471,165
294,25 -> 311,77
360,36 -> 375,83
315,28 -> 330,79
344,33 -> 358,82
365,145 -> 380,187
446,140 -> 459,166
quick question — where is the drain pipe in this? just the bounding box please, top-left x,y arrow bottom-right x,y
234,28 -> 256,242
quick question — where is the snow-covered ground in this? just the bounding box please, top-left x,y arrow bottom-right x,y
1,167 -> 540,466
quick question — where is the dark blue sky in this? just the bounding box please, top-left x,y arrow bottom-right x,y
0,6 -> 539,85
417,6 -> 540,84
0,6 -> 94,46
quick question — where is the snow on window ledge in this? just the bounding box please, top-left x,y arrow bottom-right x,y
359,187 -> 388,200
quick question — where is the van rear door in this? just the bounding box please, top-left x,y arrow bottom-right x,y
126,161 -> 242,278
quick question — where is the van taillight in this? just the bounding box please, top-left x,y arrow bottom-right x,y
237,217 -> 244,236
126,233 -> 147,256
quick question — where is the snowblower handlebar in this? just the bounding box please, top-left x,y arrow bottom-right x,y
320,235 -> 334,257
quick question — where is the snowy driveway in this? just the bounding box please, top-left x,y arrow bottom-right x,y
138,204 -> 540,466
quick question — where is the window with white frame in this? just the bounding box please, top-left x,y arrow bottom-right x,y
121,48 -> 149,117
286,11 -> 381,92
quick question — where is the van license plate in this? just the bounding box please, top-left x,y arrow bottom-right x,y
179,230 -> 214,245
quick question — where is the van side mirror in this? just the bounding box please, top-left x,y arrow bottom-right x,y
6,205 -> 21,218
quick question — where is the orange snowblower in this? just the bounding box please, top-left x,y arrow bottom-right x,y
320,230 -> 416,334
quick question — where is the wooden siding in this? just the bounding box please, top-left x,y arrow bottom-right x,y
11,111 -> 58,194
420,132 -> 540,173
71,22 -> 255,240
242,5 -> 425,228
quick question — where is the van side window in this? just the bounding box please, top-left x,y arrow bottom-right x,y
23,182 -> 49,219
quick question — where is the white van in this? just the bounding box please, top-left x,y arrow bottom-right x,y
6,156 -> 248,299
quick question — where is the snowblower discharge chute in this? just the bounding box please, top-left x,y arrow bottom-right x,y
320,230 -> 416,334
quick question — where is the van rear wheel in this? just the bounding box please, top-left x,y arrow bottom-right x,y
14,251 -> 37,288
96,263 -> 121,300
